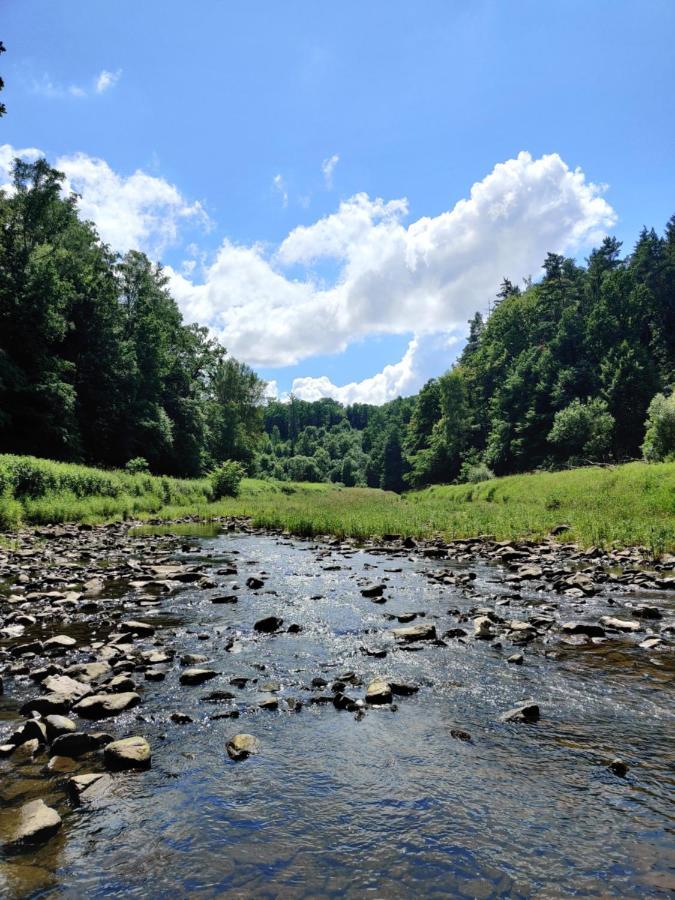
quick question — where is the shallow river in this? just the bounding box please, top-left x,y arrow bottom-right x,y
1,528 -> 673,897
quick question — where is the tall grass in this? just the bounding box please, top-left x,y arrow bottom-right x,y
1,455 -> 673,553
0,454 -> 210,529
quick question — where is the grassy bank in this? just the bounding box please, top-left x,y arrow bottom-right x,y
1,455 -> 674,553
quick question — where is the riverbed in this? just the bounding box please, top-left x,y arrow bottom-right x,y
1,524 -> 673,897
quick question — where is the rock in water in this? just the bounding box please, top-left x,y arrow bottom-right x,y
104,736 -> 151,770
365,678 -> 393,704
68,773 -> 113,804
72,692 -> 141,719
180,668 -> 217,686
361,583 -> 385,598
6,799 -> 61,846
391,623 -> 437,642
254,616 -> 283,634
226,733 -> 260,760
500,703 -> 540,724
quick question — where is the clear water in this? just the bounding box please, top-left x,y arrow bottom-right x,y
1,532 -> 673,897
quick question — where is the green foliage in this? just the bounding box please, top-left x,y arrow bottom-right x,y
642,391 -> 675,462
459,461 -> 494,483
125,456 -> 150,474
547,397 -> 614,463
0,158 -> 265,477
211,460 -> 246,499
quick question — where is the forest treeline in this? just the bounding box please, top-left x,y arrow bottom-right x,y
259,217 -> 675,489
0,159 -> 266,476
1,157 -> 673,487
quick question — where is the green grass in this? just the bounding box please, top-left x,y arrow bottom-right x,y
1,454 -> 674,554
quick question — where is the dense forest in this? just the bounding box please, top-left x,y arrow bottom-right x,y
1,156 -> 673,487
258,219 -> 675,489
0,158 -> 266,476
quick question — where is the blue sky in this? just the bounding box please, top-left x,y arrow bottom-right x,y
2,1 -> 674,402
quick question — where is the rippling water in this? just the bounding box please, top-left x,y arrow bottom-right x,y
1,531 -> 673,897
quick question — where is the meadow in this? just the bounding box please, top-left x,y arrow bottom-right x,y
1,454 -> 673,554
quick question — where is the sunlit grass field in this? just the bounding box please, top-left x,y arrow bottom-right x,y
1,455 -> 673,554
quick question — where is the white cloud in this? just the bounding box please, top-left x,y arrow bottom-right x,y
264,380 -> 279,400
0,144 -> 618,404
321,153 -> 339,189
95,69 -> 122,94
168,152 -> 616,373
0,144 -> 210,257
29,69 -> 121,99
272,173 -> 288,207
292,333 -> 462,404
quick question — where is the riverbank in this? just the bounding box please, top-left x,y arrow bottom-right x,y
1,455 -> 674,554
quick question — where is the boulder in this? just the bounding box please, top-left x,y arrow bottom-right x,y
104,736 -> 151,770
361,583 -> 385,598
226,733 -> 260,760
473,616 -> 495,639
44,715 -> 76,742
5,799 -> 61,846
72,692 -> 141,719
51,731 -> 102,758
20,693 -> 71,717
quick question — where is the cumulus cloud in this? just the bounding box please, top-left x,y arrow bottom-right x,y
292,333 -> 462,404
0,144 -> 210,257
321,153 -> 339,189
95,69 -> 122,94
167,152 -> 616,373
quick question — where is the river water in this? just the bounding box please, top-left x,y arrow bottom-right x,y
1,528 -> 673,897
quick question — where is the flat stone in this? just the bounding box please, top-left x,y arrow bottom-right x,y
561,621 -> 605,638
180,668 -> 217,686
6,799 -> 61,846
226,733 -> 260,760
43,634 -> 77,653
361,583 -> 385,598
104,736 -> 151,770
72,692 -> 141,719
68,773 -> 113,804
391,623 -> 437,642
119,620 -> 156,637
599,616 -> 642,632
42,675 -> 93,703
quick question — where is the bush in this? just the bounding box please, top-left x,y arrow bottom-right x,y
211,460 -> 246,498
125,456 -> 150,474
642,391 -> 675,462
548,397 -> 614,462
459,461 -> 495,483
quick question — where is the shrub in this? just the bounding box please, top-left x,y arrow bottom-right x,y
642,391 -> 675,462
125,456 -> 150,474
548,397 -> 614,462
459,461 -> 495,484
211,460 -> 246,498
